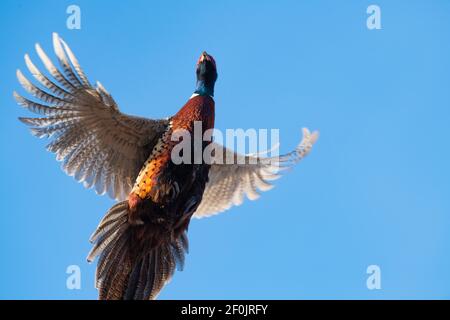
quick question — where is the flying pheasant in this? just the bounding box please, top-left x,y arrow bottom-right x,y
15,33 -> 319,300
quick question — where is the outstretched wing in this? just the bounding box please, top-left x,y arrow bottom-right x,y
193,128 -> 319,218
15,33 -> 168,201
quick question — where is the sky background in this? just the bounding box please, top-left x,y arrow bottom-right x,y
1,0 -> 450,299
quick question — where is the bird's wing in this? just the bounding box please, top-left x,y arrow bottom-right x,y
15,33 -> 168,201
193,128 -> 319,218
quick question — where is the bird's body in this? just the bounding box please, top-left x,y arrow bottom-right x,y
130,95 -> 215,204
15,33 -> 318,299
92,83 -> 216,299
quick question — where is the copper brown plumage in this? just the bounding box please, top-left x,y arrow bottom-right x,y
15,33 -> 319,299
88,60 -> 216,300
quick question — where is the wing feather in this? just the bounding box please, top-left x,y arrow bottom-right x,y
193,128 -> 319,218
15,33 -> 168,201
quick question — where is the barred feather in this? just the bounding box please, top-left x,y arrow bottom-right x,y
24,53 -> 73,99
15,33 -> 168,201
193,128 -> 319,218
88,201 -> 186,300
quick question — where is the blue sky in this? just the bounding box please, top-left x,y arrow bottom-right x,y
1,0 -> 450,299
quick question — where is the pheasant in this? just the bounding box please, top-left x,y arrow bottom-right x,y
15,33 -> 319,300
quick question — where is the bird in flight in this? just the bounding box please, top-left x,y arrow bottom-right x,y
15,33 -> 319,300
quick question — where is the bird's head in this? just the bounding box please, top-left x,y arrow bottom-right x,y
195,51 -> 217,97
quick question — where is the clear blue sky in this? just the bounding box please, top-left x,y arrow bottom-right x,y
1,0 -> 450,299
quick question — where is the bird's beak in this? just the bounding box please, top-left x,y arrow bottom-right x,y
198,51 -> 208,64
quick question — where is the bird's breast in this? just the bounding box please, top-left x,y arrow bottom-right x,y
129,95 -> 215,204
171,94 -> 215,131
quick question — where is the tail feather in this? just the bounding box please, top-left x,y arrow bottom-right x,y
87,201 -> 188,300
144,251 -> 158,298
89,202 -> 129,243
124,255 -> 148,300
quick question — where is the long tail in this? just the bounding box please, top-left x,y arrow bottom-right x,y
87,201 -> 188,300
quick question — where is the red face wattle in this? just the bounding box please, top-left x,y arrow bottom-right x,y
197,51 -> 216,70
